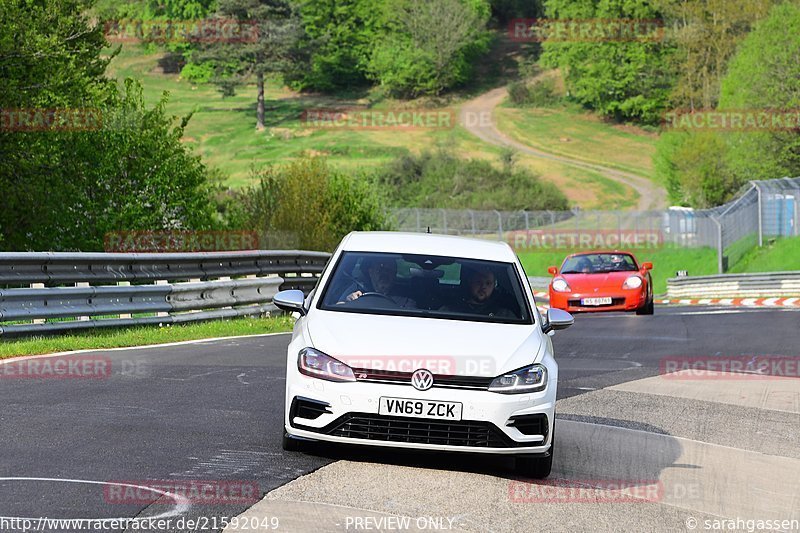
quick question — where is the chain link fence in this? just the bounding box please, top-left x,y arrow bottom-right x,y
387,177 -> 800,273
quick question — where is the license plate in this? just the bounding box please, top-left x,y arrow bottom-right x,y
581,297 -> 612,306
379,397 -> 462,420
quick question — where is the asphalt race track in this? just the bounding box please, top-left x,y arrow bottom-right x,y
1,305 -> 798,532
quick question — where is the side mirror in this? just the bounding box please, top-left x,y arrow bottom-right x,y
547,266 -> 558,276
641,262 -> 653,271
274,289 -> 306,316
542,308 -> 574,334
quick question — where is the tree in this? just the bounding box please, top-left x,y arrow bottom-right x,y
539,0 -> 674,124
367,0 -> 491,97
718,2 -> 800,184
0,0 -> 217,251
194,0 -> 303,130
656,0 -> 774,110
286,0 -> 383,91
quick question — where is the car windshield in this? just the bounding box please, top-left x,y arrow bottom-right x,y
318,252 -> 532,324
560,253 -> 638,274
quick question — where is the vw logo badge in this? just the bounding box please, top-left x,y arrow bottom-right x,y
411,369 -> 434,391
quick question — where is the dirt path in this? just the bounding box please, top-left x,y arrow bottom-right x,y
459,86 -> 667,210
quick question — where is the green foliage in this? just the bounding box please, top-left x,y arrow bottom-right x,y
507,78 -> 558,107
375,149 -> 569,210
180,61 -> 215,83
539,0 -> 674,124
367,0 -> 492,97
656,2 -> 800,208
718,2 -> 800,185
232,158 -> 389,251
489,0 -> 544,24
657,0 -> 774,110
286,0 -> 382,91
0,0 -> 218,251
94,0 -> 217,20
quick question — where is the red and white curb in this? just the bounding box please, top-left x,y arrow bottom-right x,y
655,297 -> 800,308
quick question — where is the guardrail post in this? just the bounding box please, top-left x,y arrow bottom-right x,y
76,282 -> 90,321
31,283 -> 45,324
156,280 -> 169,317
118,281 -> 132,319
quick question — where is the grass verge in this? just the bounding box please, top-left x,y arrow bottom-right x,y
0,315 -> 294,359
729,236 -> 800,273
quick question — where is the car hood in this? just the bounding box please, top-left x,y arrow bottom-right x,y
560,271 -> 639,291
305,310 -> 545,377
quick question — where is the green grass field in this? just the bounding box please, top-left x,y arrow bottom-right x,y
0,316 -> 293,359
104,45 -> 646,208
495,103 -> 658,179
729,236 -> 800,273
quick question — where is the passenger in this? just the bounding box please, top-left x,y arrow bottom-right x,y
338,256 -> 416,308
576,257 -> 593,273
441,267 -> 515,318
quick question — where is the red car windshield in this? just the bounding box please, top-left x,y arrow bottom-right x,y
561,253 -> 637,274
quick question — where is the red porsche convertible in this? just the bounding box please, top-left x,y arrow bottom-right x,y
547,251 -> 654,315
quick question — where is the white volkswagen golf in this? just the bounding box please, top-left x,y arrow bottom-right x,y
274,232 -> 573,478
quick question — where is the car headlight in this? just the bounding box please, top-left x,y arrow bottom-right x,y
488,364 -> 547,394
298,347 -> 355,382
623,275 -> 643,289
551,278 -> 571,292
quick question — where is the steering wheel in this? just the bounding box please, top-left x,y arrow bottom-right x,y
346,292 -> 401,308
355,292 -> 396,303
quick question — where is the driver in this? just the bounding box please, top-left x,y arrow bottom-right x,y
609,253 -> 627,271
337,256 -> 416,308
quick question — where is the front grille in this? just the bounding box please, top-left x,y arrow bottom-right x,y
352,369 -> 492,390
321,412 -> 525,448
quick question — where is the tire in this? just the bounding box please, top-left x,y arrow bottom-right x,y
636,297 -> 654,315
515,422 -> 555,479
282,432 -> 303,452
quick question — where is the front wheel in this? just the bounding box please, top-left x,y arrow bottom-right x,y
515,423 -> 555,479
636,297 -> 654,315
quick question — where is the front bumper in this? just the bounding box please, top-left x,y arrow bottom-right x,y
284,375 -> 556,455
548,289 -> 645,312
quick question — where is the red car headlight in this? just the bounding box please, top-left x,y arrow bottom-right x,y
623,275 -> 643,289
552,278 -> 571,292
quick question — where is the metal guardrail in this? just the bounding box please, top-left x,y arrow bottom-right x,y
0,251 -> 330,337
666,271 -> 800,299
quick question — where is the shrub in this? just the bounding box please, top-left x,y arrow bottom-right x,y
233,158 -> 389,251
375,149 -> 569,211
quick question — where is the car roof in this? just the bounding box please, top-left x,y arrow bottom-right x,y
339,232 -> 518,262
